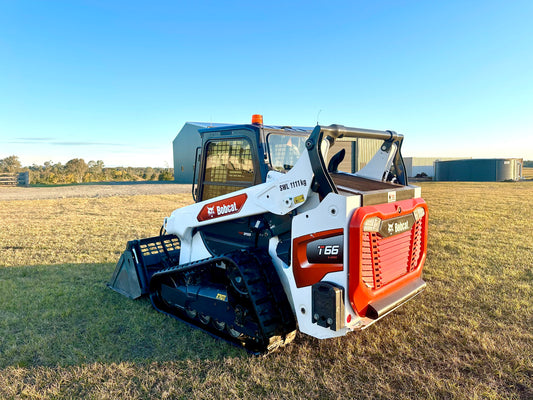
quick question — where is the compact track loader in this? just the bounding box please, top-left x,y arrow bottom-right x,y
108,116 -> 428,353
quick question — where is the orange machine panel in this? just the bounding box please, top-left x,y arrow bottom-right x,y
292,228 -> 344,288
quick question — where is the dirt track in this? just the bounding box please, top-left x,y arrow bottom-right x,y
0,183 -> 192,201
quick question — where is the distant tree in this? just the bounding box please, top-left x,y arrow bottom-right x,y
0,155 -> 22,173
112,168 -> 124,180
65,158 -> 88,183
7,157 -> 174,185
88,160 -> 105,181
143,167 -> 154,180
158,169 -> 174,181
126,167 -> 141,181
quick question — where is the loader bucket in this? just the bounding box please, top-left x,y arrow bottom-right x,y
107,234 -> 181,299
108,249 -> 144,299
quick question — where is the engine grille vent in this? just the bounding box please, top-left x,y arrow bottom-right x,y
361,218 -> 424,290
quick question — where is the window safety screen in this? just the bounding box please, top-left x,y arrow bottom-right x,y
201,138 -> 255,201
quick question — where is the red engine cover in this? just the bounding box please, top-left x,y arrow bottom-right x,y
348,198 -> 428,317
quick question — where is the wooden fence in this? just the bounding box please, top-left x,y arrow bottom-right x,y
0,172 -> 29,186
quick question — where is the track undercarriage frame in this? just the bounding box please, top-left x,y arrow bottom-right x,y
109,235 -> 296,354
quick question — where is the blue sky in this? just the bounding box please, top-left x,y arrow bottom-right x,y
1,1 -> 532,167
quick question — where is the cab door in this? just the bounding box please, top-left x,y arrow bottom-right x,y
198,137 -> 257,202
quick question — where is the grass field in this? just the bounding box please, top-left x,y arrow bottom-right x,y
0,183 -> 531,399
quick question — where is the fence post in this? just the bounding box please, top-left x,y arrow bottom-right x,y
18,171 -> 30,186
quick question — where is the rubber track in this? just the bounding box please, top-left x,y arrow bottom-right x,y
148,249 -> 296,354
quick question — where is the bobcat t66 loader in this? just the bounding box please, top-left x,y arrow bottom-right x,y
108,116 -> 428,353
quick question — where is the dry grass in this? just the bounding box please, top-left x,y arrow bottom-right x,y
0,183 -> 531,399
523,167 -> 533,180
0,195 -> 190,267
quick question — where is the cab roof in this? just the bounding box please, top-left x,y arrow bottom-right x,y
190,122 -> 313,135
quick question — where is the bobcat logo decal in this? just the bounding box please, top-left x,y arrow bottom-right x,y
197,193 -> 248,222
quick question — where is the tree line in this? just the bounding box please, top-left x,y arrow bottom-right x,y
0,155 -> 174,184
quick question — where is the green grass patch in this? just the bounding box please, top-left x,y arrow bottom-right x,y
0,263 -> 244,370
0,183 -> 531,399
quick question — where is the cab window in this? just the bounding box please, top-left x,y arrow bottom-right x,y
267,134 -> 307,172
201,138 -> 255,201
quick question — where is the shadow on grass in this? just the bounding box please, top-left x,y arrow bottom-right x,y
0,263 -> 247,368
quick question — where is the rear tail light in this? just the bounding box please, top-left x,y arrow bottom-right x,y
363,217 -> 381,232
413,206 -> 425,221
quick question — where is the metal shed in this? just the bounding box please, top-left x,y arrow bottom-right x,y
434,158 -> 523,182
403,157 -> 472,178
326,137 -> 383,173
173,122 -> 231,183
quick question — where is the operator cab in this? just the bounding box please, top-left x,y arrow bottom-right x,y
194,118 -> 312,202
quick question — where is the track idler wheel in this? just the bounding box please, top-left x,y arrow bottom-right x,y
185,306 -> 197,319
212,319 -> 225,331
198,313 -> 211,325
227,264 -> 248,296
227,326 -> 243,338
